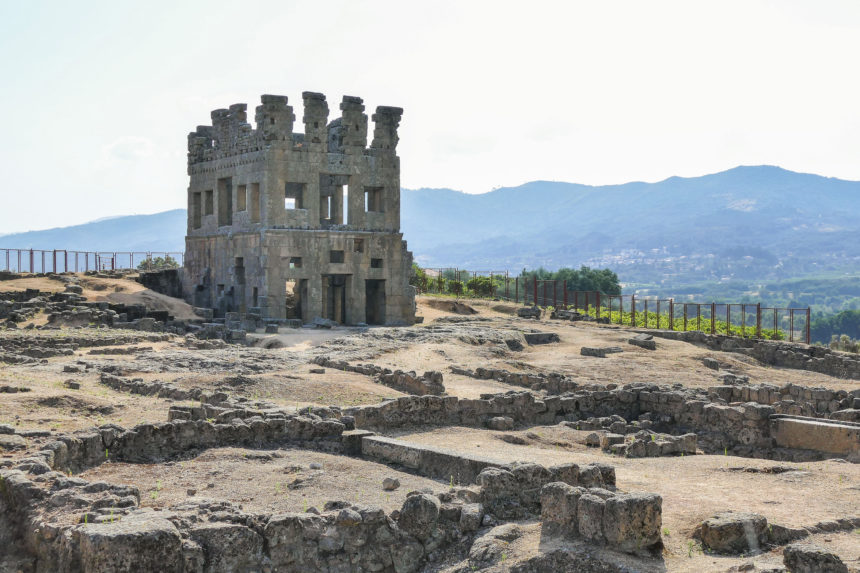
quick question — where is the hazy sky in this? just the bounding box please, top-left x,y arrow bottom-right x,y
2,1 -> 859,234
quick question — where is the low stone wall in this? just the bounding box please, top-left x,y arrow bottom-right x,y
0,420 -> 646,573
594,430 -> 698,458
99,373 -> 217,401
770,416 -> 860,458
478,463 -> 616,520
709,382 -> 860,421
313,357 -> 445,395
642,329 -> 860,379
541,482 -> 662,556
693,510 -> 860,555
361,435 -> 502,484
450,366 -> 580,394
0,465 -> 480,573
344,388 -> 775,456
2,413 -> 345,475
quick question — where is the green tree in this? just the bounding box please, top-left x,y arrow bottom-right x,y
466,276 -> 494,297
810,310 -> 860,344
409,262 -> 427,289
137,255 -> 179,272
518,266 -> 621,294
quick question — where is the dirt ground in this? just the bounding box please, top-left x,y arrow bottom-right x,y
0,274 -> 199,321
80,446 -> 446,515
3,290 -> 860,571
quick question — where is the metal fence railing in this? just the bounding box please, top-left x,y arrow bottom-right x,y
1,248 -> 184,274
415,271 -> 811,344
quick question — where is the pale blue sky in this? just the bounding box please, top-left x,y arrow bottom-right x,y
2,0 -> 860,234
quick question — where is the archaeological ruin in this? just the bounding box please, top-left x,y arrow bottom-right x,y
183,92 -> 416,326
1,94 -> 859,573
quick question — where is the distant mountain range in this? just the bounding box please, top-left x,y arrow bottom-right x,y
3,166 -> 859,295
0,210 -> 187,253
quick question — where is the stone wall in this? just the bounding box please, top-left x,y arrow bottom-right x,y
709,382 -> 860,421
343,388 -> 775,456
4,413 -> 345,475
541,482 -> 662,556
137,268 -> 184,299
450,365 -> 579,394
0,417 -> 656,572
314,356 -> 445,395
643,329 -> 860,379
0,465 -> 472,573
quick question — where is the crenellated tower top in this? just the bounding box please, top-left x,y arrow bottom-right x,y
187,92 -> 401,165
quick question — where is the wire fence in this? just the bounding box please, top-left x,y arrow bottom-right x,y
2,256 -> 811,343
1,248 -> 184,274
415,270 -> 811,344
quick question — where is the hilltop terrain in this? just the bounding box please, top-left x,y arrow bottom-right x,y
1,278 -> 859,572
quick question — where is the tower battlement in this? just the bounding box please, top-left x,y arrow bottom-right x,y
187,92 -> 402,165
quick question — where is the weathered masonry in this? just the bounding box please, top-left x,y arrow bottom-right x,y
182,92 -> 416,325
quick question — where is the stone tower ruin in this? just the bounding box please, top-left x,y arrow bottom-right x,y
183,92 -> 416,325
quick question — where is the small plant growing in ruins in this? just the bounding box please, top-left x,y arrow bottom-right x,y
662,527 -> 670,536
686,540 -> 702,558
105,448 -> 109,460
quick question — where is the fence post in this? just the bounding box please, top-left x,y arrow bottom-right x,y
711,303 -> 716,334
596,291 -> 601,320
697,304 -> 701,332
631,294 -> 636,327
790,310 -> 794,342
683,303 -> 687,332
656,300 -> 661,329
505,272 -> 509,300
668,299 -> 674,330
644,299 -> 649,328
553,280 -> 557,309
52,250 -> 57,273
756,303 -> 762,339
741,305 -> 746,338
533,276 -> 537,306
773,308 -> 778,336
563,281 -> 567,309
515,277 -> 518,303
806,307 -> 810,344
726,304 -> 731,336
29,249 -> 34,273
